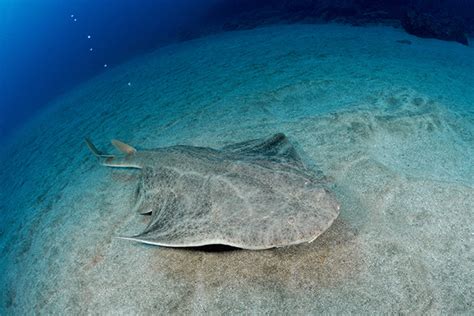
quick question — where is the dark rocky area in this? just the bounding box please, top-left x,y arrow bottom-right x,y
402,10 -> 468,45
190,0 -> 473,45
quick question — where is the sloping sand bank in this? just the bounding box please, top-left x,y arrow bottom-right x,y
0,24 -> 472,314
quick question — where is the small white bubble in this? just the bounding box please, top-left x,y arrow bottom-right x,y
73,18 -> 77,22
70,14 -> 74,18
103,64 -> 108,68
89,48 -> 93,52
127,82 -> 131,86
87,35 -> 91,39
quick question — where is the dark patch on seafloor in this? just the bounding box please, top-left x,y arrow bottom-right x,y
182,244 -> 241,252
148,217 -> 361,293
396,39 -> 412,45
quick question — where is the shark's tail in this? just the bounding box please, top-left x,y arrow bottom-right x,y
85,138 -> 115,159
85,138 -> 142,169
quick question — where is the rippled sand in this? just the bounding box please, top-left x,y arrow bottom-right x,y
0,24 -> 473,314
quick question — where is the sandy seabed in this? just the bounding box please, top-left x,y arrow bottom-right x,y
0,24 -> 473,314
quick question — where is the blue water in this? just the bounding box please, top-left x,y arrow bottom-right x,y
0,0 -> 220,140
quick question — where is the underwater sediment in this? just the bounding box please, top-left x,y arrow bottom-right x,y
0,24 -> 472,313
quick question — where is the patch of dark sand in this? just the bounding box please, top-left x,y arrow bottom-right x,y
142,216 -> 361,308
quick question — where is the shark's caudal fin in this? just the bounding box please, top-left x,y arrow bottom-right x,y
85,138 -> 142,169
85,138 -> 114,158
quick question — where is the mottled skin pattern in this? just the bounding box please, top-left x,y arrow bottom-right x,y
87,133 -> 340,249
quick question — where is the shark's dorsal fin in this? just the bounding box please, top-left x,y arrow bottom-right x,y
111,139 -> 137,155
